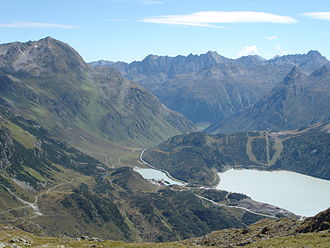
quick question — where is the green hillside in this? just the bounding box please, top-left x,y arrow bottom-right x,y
144,123 -> 330,185
0,37 -> 195,165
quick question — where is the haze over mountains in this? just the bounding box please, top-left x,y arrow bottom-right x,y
91,50 -> 330,132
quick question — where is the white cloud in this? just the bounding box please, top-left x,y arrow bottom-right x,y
0,22 -> 78,29
302,12 -> 330,21
238,45 -> 258,57
140,11 -> 297,28
265,35 -> 278,40
274,43 -> 289,55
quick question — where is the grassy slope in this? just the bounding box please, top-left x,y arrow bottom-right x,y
0,38 -> 195,164
0,218 -> 329,248
0,111 -> 264,242
144,123 -> 330,185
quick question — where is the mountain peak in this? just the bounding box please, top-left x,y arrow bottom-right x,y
144,54 -> 160,61
205,50 -> 224,63
237,55 -> 266,64
306,50 -> 322,57
206,50 -> 220,57
0,37 -> 89,74
40,36 -> 56,41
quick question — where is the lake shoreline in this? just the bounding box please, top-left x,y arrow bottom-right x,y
216,168 -> 330,217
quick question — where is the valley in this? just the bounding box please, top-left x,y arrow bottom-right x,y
0,36 -> 329,247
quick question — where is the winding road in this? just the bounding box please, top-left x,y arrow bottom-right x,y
139,148 -> 276,219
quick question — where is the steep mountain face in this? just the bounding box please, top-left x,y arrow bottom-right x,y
90,51 -> 329,126
0,37 -> 195,163
143,123 -> 330,185
208,66 -> 330,134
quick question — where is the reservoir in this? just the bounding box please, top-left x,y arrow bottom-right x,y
217,169 -> 330,217
134,167 -> 184,186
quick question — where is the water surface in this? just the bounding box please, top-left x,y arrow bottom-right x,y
134,167 -> 184,186
217,169 -> 330,216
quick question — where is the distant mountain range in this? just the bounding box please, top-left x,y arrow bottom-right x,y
207,65 -> 330,133
0,37 -> 195,163
90,50 -> 329,129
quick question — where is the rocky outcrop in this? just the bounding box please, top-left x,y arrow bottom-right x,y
0,127 -> 14,170
297,207 -> 330,233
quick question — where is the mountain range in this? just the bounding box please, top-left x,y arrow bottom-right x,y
90,50 -> 329,130
0,37 -> 285,242
207,65 -> 330,133
0,37 -> 329,246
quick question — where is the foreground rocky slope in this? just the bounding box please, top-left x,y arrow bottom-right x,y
0,208 -> 328,248
0,37 -> 194,164
183,207 -> 330,247
144,123 -> 330,185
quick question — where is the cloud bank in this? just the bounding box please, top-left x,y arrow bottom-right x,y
141,11 -> 297,28
302,12 -> 330,21
238,45 -> 258,57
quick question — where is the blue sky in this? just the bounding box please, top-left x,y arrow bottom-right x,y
0,0 -> 329,62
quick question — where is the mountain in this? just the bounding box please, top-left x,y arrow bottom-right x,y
0,37 -> 195,163
90,50 -> 329,126
207,66 -> 330,134
0,98 -> 326,244
143,123 -> 330,185
0,108 -> 272,241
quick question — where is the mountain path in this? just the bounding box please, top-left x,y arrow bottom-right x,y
0,178 -> 74,218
